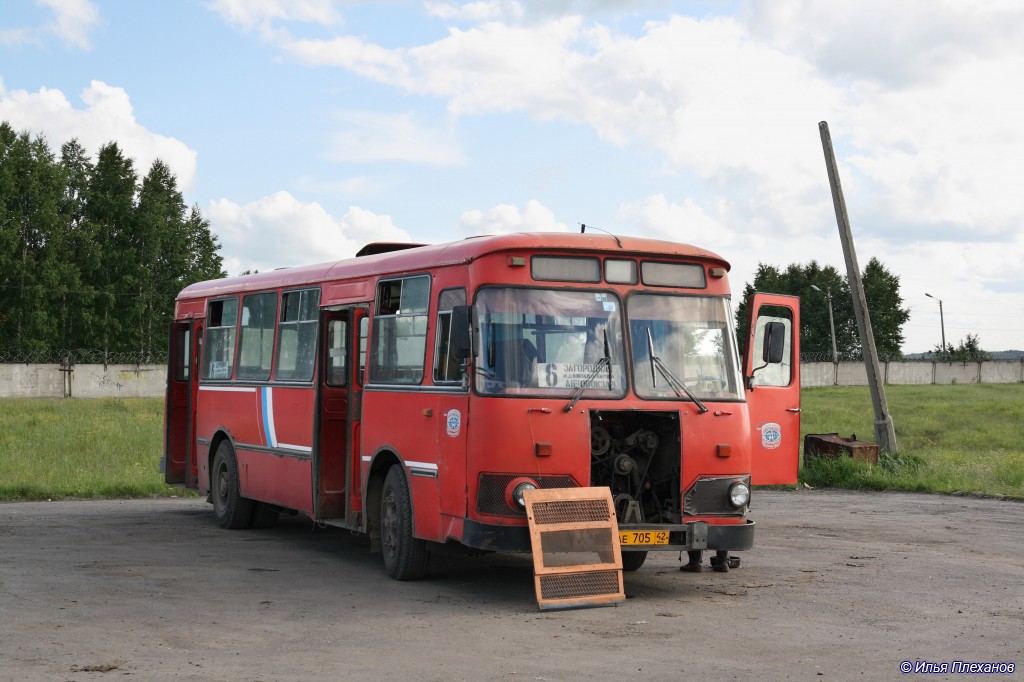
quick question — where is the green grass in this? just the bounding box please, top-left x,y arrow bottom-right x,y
2,385 -> 1022,501
800,384 -> 1024,499
0,397 -> 186,501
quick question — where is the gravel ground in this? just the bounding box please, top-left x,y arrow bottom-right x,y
1,489 -> 1021,681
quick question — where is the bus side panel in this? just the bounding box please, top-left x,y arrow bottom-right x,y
237,450 -> 313,515
361,388 -> 444,543
242,385 -> 316,514
264,386 -> 315,453
196,385 -> 316,514
433,393 -> 468,532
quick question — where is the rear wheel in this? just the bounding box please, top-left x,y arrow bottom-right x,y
621,550 -> 648,571
211,441 -> 253,529
380,465 -> 429,580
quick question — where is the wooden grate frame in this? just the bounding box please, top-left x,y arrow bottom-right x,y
522,486 -> 624,610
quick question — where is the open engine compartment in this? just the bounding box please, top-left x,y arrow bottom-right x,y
589,411 -> 681,526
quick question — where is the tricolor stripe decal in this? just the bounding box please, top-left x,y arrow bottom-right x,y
260,386 -> 278,448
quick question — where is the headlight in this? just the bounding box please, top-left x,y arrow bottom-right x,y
728,482 -> 750,508
506,478 -> 539,509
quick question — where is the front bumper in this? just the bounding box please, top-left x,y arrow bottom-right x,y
461,518 -> 755,554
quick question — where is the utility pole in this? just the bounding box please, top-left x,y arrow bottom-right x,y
819,121 -> 898,454
811,284 -> 839,365
924,293 -> 946,352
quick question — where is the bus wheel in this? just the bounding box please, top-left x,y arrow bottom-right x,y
621,551 -> 648,571
211,442 -> 253,530
380,465 -> 429,580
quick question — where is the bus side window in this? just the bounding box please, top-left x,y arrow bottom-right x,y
433,288 -> 466,383
174,327 -> 190,381
326,319 -> 347,387
237,292 -> 277,381
370,275 -> 430,384
751,309 -> 793,387
275,288 -> 321,382
359,316 -> 368,385
202,297 -> 238,380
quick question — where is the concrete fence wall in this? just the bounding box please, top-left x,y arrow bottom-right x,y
0,364 -> 166,399
1,360 -> 1021,398
802,360 -> 1024,388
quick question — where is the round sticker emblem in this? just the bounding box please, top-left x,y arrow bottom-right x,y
445,409 -> 462,438
761,422 -> 782,450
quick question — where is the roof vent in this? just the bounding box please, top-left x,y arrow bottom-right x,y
355,242 -> 426,257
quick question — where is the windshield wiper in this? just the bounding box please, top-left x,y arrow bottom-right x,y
563,330 -> 613,413
645,327 -> 708,414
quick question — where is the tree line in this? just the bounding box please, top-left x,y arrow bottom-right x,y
0,121 -> 224,362
735,258 -> 912,361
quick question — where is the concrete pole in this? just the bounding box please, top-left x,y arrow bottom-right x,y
925,293 -> 946,352
819,121 -> 898,453
812,285 -> 840,365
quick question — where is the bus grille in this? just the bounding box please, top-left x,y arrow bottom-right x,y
531,499 -> 610,525
476,474 -> 577,518
539,571 -> 621,601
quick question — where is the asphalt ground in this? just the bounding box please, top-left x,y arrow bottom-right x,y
1,490 -> 1021,681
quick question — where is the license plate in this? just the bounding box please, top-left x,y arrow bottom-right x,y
618,530 -> 670,546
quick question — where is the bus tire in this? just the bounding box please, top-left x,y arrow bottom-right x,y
621,551 -> 648,571
381,465 -> 429,581
211,441 -> 253,530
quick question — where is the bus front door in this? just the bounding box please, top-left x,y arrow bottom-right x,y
744,293 -> 801,485
316,307 -> 365,524
163,320 -> 200,487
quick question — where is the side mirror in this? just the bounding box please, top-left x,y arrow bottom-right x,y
450,305 -> 474,360
762,321 -> 786,364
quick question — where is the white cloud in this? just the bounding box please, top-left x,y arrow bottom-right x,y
206,0 -> 342,38
326,111 -> 465,166
279,14 -> 843,238
40,0 -> 100,49
0,80 -> 198,189
271,2 -> 1024,245
208,191 -> 412,275
457,199 -> 568,235
1,0 -> 99,49
617,194 -> 734,250
424,1 -> 524,23
743,0 -> 1024,88
0,26 -> 34,49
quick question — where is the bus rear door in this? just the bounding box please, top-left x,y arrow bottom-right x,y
163,319 -> 201,487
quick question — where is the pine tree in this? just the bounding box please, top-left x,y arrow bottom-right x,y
2,121 -> 225,360
83,143 -> 138,357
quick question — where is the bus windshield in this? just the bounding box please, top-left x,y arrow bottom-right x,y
475,288 -> 627,397
628,294 -> 744,401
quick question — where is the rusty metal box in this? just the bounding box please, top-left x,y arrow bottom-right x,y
803,433 -> 879,465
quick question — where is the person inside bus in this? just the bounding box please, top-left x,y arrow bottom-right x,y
493,337 -> 538,388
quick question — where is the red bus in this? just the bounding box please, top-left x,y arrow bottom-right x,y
162,232 -> 799,580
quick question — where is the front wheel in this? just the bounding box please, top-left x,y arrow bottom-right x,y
380,465 -> 429,580
621,550 -> 648,571
211,441 -> 253,529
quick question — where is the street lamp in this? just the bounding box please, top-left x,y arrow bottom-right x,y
811,284 -> 839,364
924,293 -> 946,353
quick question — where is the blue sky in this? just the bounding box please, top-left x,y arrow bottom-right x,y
2,0 -> 1023,353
